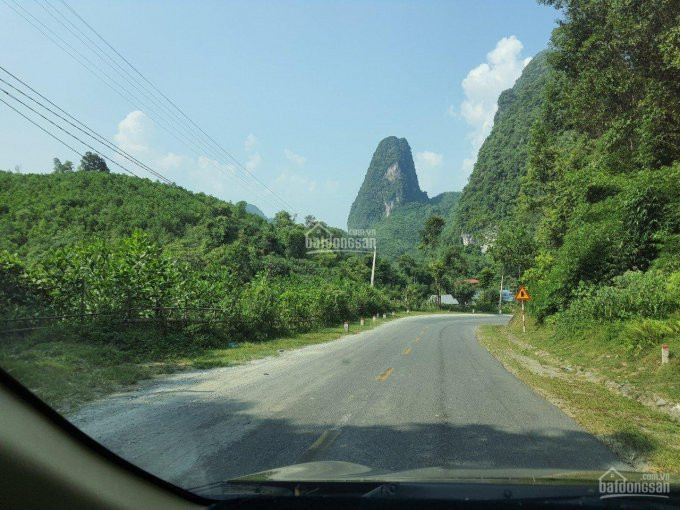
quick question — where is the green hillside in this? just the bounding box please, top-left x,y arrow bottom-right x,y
372,191 -> 461,259
453,0 -> 680,324
452,51 -> 550,242
0,170 -> 237,262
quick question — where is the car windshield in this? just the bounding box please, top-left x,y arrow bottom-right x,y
1,0 -> 678,503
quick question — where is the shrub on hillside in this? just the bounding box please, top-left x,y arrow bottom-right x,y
555,270 -> 679,323
621,318 -> 680,357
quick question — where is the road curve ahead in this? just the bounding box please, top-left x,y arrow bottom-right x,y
72,314 -> 623,489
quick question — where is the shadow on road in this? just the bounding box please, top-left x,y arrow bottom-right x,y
83,393 -> 621,488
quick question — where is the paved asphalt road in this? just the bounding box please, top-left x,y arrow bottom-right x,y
72,314 -> 623,490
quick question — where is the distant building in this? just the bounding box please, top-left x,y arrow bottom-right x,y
501,289 -> 514,302
428,294 -> 459,306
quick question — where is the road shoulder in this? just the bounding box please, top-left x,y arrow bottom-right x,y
477,319 -> 680,474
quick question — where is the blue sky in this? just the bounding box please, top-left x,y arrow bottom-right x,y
0,0 -> 559,227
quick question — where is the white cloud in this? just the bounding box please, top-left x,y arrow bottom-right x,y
414,150 -> 444,194
111,111 -> 270,206
415,151 -> 443,168
454,36 -> 531,174
158,152 -> 183,170
284,148 -> 306,167
114,110 -> 153,155
197,155 -> 236,175
242,134 -> 261,173
244,133 -> 258,152
275,172 -> 317,193
246,152 -> 261,173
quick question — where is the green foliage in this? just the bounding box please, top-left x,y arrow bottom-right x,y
78,152 -> 109,173
488,221 -> 537,278
449,281 -> 476,307
476,1 -> 680,326
371,192 -> 461,259
539,0 -> 680,169
0,250 -> 44,317
52,158 -> 73,173
621,319 -> 680,357
0,170 -> 402,344
419,214 -> 446,250
552,271 -> 680,324
454,51 -> 550,239
0,170 -> 270,263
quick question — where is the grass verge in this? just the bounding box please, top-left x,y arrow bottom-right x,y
0,311 -> 438,414
478,314 -> 680,474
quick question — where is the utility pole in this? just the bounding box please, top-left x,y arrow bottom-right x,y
498,270 -> 504,315
370,245 -> 377,287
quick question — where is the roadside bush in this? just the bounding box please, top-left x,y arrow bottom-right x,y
556,270 -> 679,323
238,274 -> 280,340
277,284 -> 318,334
347,284 -> 388,317
0,250 -> 45,318
621,319 -> 680,357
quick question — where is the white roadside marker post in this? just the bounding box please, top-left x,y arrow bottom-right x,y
360,318 -> 365,326
343,321 -> 349,333
662,344 -> 669,365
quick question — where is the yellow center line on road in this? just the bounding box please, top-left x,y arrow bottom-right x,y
403,346 -> 412,355
376,367 -> 394,382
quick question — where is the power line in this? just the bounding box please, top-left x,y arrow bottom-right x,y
2,0 -> 280,211
0,70 -> 172,184
38,0 -> 222,161
0,87 -> 141,178
0,96 -> 86,162
55,0 -> 299,214
4,0 -> 298,214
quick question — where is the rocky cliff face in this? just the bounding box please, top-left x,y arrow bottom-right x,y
347,136 -> 428,230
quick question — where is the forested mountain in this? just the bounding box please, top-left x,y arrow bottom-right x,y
372,191 -> 461,260
245,203 -> 268,220
346,136 -> 462,259
452,51 -> 550,243
462,0 -> 680,324
347,136 -> 428,230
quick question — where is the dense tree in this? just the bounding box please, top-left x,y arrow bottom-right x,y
78,152 -> 110,173
372,192 -> 461,260
419,215 -> 446,251
0,167 -> 406,336
52,158 -> 73,173
517,0 -> 680,320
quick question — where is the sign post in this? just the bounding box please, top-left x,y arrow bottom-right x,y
514,286 -> 531,333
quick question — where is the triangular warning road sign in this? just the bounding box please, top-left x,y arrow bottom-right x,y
515,286 -> 531,301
